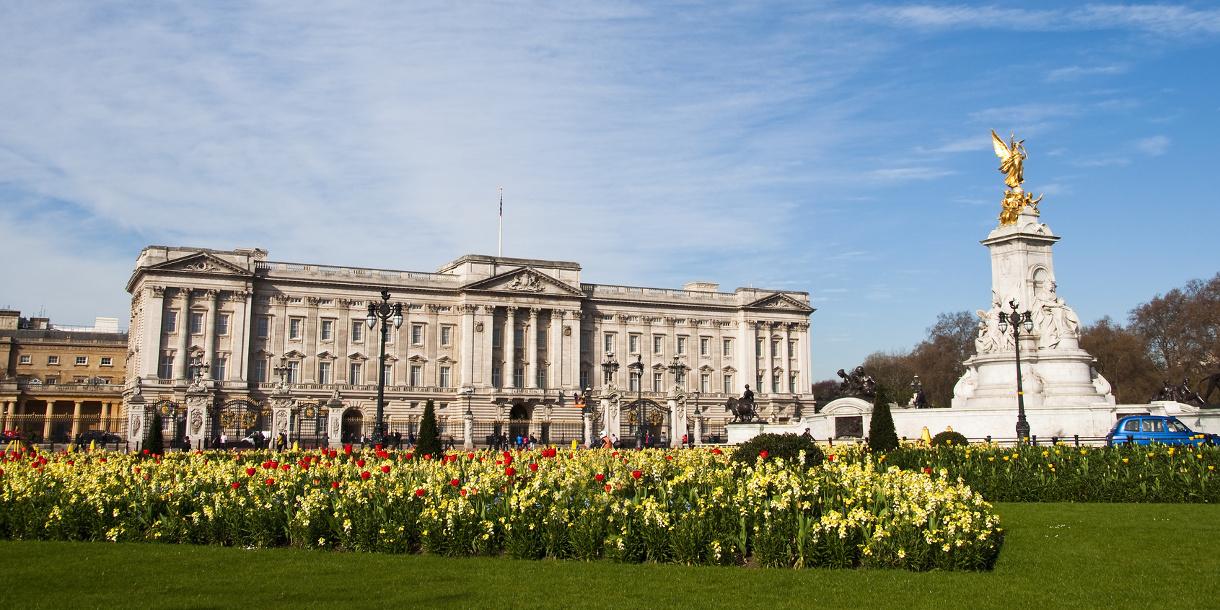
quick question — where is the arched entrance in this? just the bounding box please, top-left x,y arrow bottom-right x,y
341,409 -> 365,443
508,403 -> 531,442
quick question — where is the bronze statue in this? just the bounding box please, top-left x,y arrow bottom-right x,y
991,130 -> 1044,225
836,366 -> 877,398
725,385 -> 757,423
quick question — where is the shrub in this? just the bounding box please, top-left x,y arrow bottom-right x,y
732,433 -> 824,468
931,430 -> 969,447
868,386 -> 899,453
145,410 -> 165,455
415,400 -> 441,457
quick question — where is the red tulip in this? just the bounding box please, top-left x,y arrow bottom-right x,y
356,458 -> 366,468
504,466 -> 516,477
631,470 -> 642,479
828,454 -> 836,462
459,488 -> 467,496
450,478 -> 460,487
230,481 -> 241,489
264,478 -> 275,486
343,444 -> 353,455
604,484 -> 612,493
594,473 -> 605,482
759,450 -> 769,460
528,463 -> 538,472
922,467 -> 933,475
360,471 -> 371,480
415,488 -> 426,497
331,481 -> 341,489
380,465 -> 391,474
245,467 -> 256,476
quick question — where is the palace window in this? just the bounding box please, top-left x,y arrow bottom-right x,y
603,332 -> 615,354
440,325 -> 452,346
514,327 -> 524,347
47,355 -> 59,365
700,373 -> 710,393
756,337 -> 764,354
653,372 -> 663,392
439,366 -> 451,388
537,368 -> 547,388
190,312 -> 204,335
722,338 -> 733,357
537,327 -> 547,347
723,373 -> 734,393
160,354 -> 175,380
100,356 -> 112,366
253,358 -> 267,383
492,365 -> 502,388
286,360 -> 300,384
653,335 -> 664,354
772,373 -> 781,393
756,373 -> 764,390
75,356 -> 88,366
349,362 -> 363,385
772,339 -> 781,356
18,355 -> 31,365
699,337 -> 710,357
629,371 -> 640,392
45,377 -> 57,385
676,336 -> 687,355
514,367 -> 525,388
214,357 -> 227,381
629,334 -> 640,354
675,369 -> 686,386
579,369 -> 589,389
790,371 -> 799,393
289,318 -> 303,340
789,339 -> 797,358
255,316 -> 269,339
411,324 -> 425,345
351,321 -> 363,342
492,326 -> 502,348
318,361 -> 331,385
410,365 -> 422,387
217,314 -> 230,336
320,319 -> 334,341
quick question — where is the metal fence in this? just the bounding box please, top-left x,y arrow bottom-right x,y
2,414 -> 128,445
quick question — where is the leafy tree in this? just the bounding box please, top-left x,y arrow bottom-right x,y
811,379 -> 841,405
1079,316 -> 1160,403
145,410 -> 165,455
416,399 -> 441,456
867,386 -> 899,452
1129,273 -> 1220,384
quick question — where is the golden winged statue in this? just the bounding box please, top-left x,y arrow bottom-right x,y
991,129 -> 1042,225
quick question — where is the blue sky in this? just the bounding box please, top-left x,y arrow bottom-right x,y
1,1 -> 1217,380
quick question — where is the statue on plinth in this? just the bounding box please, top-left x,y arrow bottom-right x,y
724,385 -> 757,423
992,130 -> 1043,225
836,366 -> 877,398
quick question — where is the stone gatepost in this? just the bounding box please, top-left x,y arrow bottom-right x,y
125,393 -> 147,452
462,409 -> 474,450
693,414 -> 703,446
184,390 -> 212,450
600,389 -> 621,443
581,410 -> 593,447
668,389 -> 688,448
325,394 -> 344,449
270,392 -> 293,448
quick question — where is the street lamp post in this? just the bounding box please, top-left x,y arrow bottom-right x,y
997,299 -> 1035,441
601,353 -> 619,444
628,355 -> 645,449
366,289 -> 404,445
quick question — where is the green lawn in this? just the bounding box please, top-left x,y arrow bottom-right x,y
0,503 -> 1215,609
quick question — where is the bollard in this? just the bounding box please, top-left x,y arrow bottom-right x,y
1032,435 -> 1038,446
985,435 -> 991,444
1052,435 -> 1059,445
1127,434 -> 1134,445
827,437 -> 834,446
1073,434 -> 1080,447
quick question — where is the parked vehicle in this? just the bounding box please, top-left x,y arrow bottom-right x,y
75,430 -> 122,446
1105,415 -> 1219,446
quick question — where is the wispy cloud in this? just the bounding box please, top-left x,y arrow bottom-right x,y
1135,135 -> 1171,156
830,4 -> 1220,36
1046,64 -> 1128,82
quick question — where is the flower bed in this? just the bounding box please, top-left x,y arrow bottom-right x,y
0,446 -> 1002,570
833,443 -> 1220,503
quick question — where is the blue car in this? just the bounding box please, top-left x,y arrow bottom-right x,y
1105,415 -> 1219,446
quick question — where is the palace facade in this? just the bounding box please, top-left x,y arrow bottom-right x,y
124,246 -> 815,444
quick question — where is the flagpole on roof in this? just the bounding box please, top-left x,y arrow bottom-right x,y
497,186 -> 503,258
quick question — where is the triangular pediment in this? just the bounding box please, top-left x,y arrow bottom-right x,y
347,351 -> 368,361
148,252 -> 252,277
745,293 -> 814,313
461,267 -> 582,296
283,349 -> 306,359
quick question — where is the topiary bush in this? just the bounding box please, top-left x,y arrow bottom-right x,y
868,386 -> 899,453
145,410 -> 165,455
931,430 -> 969,447
732,433 -> 824,468
415,399 -> 441,457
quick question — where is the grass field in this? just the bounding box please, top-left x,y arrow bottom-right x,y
1,502 -> 1216,609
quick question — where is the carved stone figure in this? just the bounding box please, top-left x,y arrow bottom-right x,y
508,272 -> 543,292
953,368 -> 977,401
991,130 -> 1044,225
1033,282 -> 1080,350
724,396 -> 757,423
1152,379 -> 1175,402
189,410 -> 204,435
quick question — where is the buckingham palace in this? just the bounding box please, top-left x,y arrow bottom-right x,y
123,246 -> 815,447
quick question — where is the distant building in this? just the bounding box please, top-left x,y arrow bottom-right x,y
124,246 -> 815,445
0,310 -> 127,441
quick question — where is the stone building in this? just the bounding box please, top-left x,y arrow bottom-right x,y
0,310 -> 127,441
123,246 -> 815,446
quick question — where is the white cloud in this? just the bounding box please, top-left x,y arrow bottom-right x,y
1135,135 -> 1171,156
832,3 -> 1220,36
1046,64 -> 1128,82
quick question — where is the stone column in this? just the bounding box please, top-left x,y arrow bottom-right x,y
202,289 -> 219,374
233,290 -> 251,382
797,323 -> 810,394
581,409 -> 593,447
479,305 -> 495,387
126,395 -> 147,451
527,308 -> 540,389
762,321 -> 773,394
100,402 -> 110,432
783,323 -> 792,393
549,310 -> 562,390
305,297 -> 321,382
174,288 -> 192,380
460,304 -> 476,387
142,285 -> 165,378
270,393 -> 293,444
462,408 -> 474,450
600,395 -> 615,439
71,400 -> 83,438
504,307 -> 517,388
0,400 -> 8,431
694,414 -> 703,446
42,400 -> 54,441
326,404 -> 345,449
